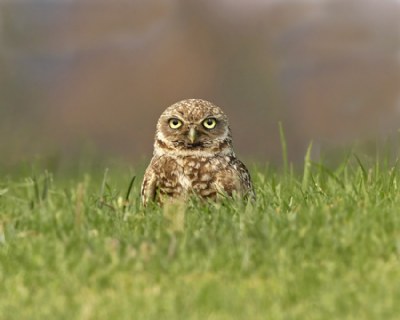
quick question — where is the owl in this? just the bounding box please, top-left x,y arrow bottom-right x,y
141,99 -> 255,205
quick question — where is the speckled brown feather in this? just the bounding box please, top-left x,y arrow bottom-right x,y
141,99 -> 255,205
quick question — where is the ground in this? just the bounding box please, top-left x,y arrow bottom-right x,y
0,155 -> 400,319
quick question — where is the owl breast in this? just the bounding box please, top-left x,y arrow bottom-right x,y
155,155 -> 220,199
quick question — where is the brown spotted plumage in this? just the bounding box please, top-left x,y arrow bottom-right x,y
141,99 -> 255,205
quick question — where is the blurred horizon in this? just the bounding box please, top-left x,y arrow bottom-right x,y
1,0 -> 400,167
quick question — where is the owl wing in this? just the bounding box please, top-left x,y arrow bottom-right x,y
141,162 -> 158,206
234,158 -> 256,200
214,157 -> 255,200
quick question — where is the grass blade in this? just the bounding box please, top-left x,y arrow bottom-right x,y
353,154 -> 368,181
279,122 -> 288,176
302,142 -> 313,190
123,175 -> 136,212
32,175 -> 41,206
100,168 -> 109,197
312,162 -> 345,189
41,170 -> 50,201
98,168 -> 109,208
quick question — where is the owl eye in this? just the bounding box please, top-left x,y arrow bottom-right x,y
169,118 -> 183,129
202,118 -> 217,129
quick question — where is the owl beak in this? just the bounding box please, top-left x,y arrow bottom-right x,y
188,127 -> 197,144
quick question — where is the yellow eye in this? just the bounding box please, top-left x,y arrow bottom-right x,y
169,118 -> 183,129
203,118 -> 217,129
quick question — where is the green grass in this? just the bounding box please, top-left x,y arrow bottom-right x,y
1,155 -> 400,319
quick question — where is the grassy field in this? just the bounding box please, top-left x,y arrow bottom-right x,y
1,154 -> 400,319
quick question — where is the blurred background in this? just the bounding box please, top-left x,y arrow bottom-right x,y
1,0 -> 400,168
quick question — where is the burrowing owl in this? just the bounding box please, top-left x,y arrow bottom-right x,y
141,99 -> 255,205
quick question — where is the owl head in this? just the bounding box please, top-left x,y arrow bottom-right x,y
154,99 -> 234,156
